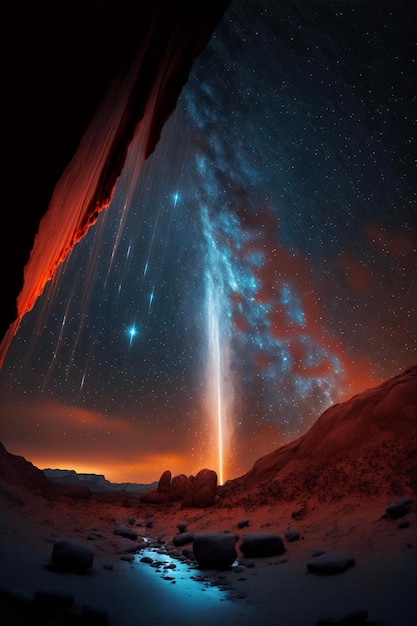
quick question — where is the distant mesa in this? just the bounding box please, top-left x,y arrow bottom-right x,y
42,468 -> 157,494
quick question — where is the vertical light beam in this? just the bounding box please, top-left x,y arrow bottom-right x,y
203,206 -> 234,485
208,288 -> 224,485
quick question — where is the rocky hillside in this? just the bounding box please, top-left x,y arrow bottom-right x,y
222,365 -> 417,504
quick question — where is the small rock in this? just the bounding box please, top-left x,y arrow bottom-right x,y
307,554 -> 355,575
386,498 -> 412,519
173,531 -> 194,547
237,518 -> 250,529
177,522 -> 188,533
285,528 -> 300,542
140,556 -> 154,564
113,525 -> 138,540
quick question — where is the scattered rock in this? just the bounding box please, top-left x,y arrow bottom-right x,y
176,521 -> 188,533
307,554 -> 355,575
113,525 -> 138,540
386,497 -> 412,519
173,531 -> 194,547
140,556 -> 154,564
51,539 -> 94,572
113,538 -> 140,554
291,506 -> 307,519
239,533 -> 285,558
193,532 -> 237,569
285,528 -> 300,542
237,518 -> 250,529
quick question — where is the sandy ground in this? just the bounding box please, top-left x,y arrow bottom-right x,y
1,488 -> 416,626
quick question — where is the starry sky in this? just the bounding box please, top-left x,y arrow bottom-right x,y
1,0 -> 416,484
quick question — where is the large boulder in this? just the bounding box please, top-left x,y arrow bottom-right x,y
193,532 -> 237,569
51,539 -> 94,572
140,470 -> 172,503
239,533 -> 285,558
168,474 -> 189,501
188,469 -> 218,508
140,468 -> 218,507
158,470 -> 172,495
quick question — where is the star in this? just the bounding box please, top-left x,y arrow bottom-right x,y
127,325 -> 138,346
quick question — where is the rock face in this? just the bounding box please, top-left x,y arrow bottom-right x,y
140,468 -> 218,508
51,539 -> 94,572
1,2 -> 231,353
193,532 -> 237,569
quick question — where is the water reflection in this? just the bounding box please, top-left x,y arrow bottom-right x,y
136,545 -> 233,604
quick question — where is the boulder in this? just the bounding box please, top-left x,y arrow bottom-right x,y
158,470 -> 172,495
307,554 -> 355,575
51,539 -> 94,572
190,469 -> 218,508
169,474 -> 189,501
193,532 -> 237,569
239,533 -> 285,558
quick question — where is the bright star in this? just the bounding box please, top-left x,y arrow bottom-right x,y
127,325 -> 138,346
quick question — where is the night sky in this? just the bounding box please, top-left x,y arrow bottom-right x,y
1,1 -> 416,484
